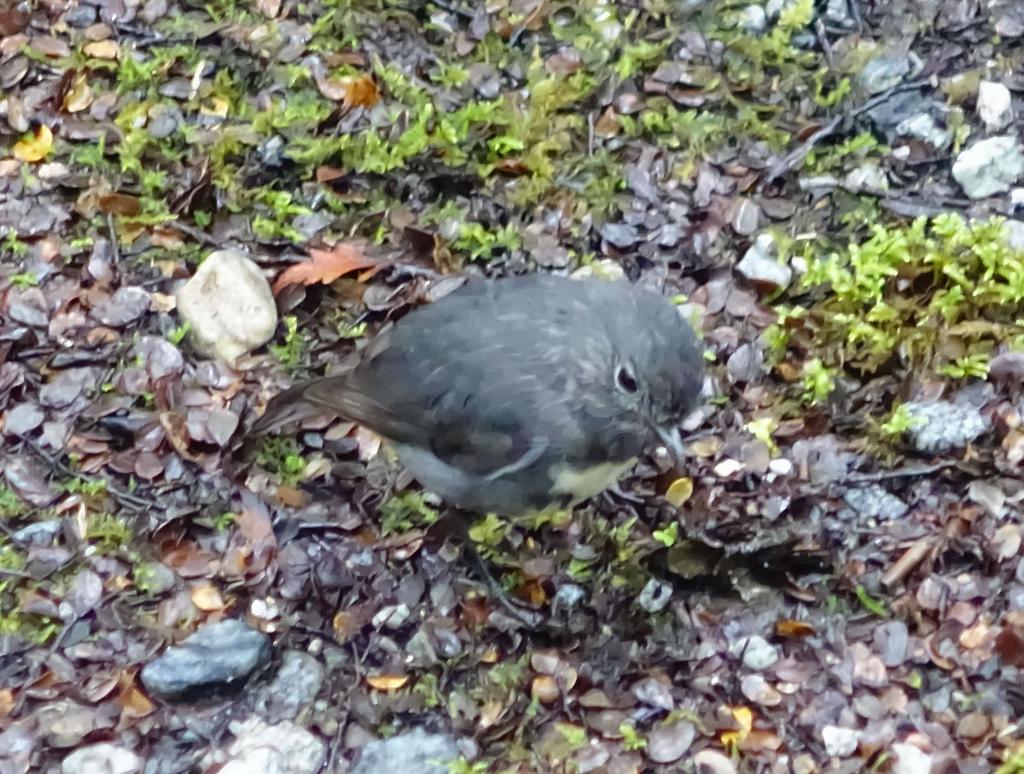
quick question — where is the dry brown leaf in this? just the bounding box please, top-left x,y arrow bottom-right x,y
272,242 -> 382,294
83,40 -> 120,60
98,193 -> 142,216
366,673 -> 409,691
480,645 -> 500,664
315,165 -> 347,184
13,125 -> 53,162
531,675 -> 559,704
257,0 -> 281,17
118,670 -> 155,719
189,582 -> 225,611
0,688 -> 13,717
62,72 -> 94,113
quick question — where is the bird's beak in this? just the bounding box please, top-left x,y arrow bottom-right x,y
656,425 -> 686,467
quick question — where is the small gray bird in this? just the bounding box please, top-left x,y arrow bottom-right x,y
252,273 -> 703,516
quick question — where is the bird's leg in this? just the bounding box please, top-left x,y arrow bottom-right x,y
448,509 -> 545,628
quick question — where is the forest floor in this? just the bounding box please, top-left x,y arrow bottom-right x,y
3,0 -> 1024,771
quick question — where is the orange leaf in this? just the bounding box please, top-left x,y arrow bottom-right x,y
366,673 -> 408,691
118,670 -> 154,719
775,619 -> 816,638
272,242 -> 382,295
338,74 -> 379,109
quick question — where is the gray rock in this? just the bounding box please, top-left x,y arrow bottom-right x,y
952,136 -> 1024,199
176,249 -> 278,363
896,112 -> 951,149
647,719 -> 696,763
553,582 -> 586,610
637,578 -> 672,613
844,163 -> 888,194
93,286 -> 151,327
904,400 -> 990,453
843,485 -> 909,520
351,728 -> 459,774
140,618 -> 271,700
857,53 -> 915,95
736,233 -> 791,288
824,0 -> 855,27
220,718 -> 324,774
62,743 -> 142,774
977,81 -> 1013,132
255,651 -> 324,723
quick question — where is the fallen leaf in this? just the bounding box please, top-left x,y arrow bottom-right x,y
98,193 -> 142,216
0,688 -> 13,717
83,40 -> 119,59
531,675 -> 559,703
995,626 -> 1024,667
117,670 -> 154,719
775,620 -> 816,638
366,673 -> 409,691
189,582 -> 225,611
665,477 -> 693,507
272,242 -> 382,294
62,72 -> 94,113
13,125 -> 53,163
337,74 -> 380,108
721,706 -> 753,753
316,72 -> 380,109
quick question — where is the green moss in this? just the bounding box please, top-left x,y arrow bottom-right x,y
269,315 -> 307,370
378,491 -> 439,535
87,512 -> 133,551
773,214 -> 1024,378
0,486 -> 26,519
256,436 -> 307,484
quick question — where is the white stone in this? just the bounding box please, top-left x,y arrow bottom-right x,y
822,725 -> 860,757
736,233 -> 792,289
739,4 -> 767,33
714,458 -> 744,477
176,249 -> 278,363
844,163 -> 889,193
638,578 -> 673,613
1003,219 -> 1024,252
571,259 -> 626,282
731,635 -> 780,670
62,744 -> 142,774
222,718 -> 324,774
768,458 -> 794,476
952,136 -> 1024,199
891,743 -> 933,774
977,80 -> 1013,131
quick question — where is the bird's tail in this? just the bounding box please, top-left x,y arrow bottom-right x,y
248,376 -> 350,435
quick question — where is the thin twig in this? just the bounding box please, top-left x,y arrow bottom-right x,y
169,219 -> 219,247
762,79 -> 932,185
842,460 -> 954,484
107,213 -> 120,265
25,440 -> 153,512
882,536 -> 935,588
814,17 -> 835,70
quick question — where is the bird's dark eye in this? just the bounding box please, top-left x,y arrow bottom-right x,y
616,365 -> 638,393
